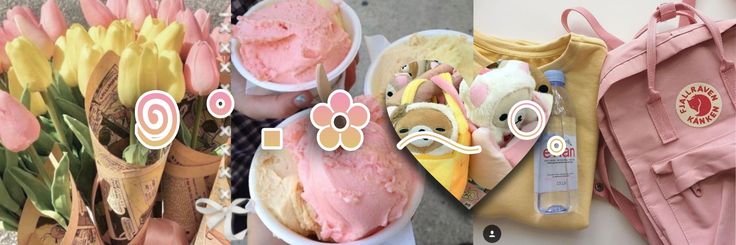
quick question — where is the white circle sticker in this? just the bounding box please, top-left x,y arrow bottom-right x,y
675,83 -> 722,128
507,100 -> 546,140
546,136 -> 566,156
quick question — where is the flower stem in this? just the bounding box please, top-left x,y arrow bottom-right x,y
0,74 -> 7,92
130,110 -> 136,146
189,96 -> 205,149
40,91 -> 70,148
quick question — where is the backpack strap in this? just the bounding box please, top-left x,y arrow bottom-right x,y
680,0 -> 697,26
561,7 -> 624,50
562,0 -> 698,51
594,143 -> 647,238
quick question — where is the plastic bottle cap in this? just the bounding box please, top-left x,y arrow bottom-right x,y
544,70 -> 565,86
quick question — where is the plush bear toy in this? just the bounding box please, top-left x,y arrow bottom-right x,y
459,60 -> 537,145
390,102 -> 458,156
385,60 -> 442,106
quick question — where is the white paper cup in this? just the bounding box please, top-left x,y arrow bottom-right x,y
249,110 -> 424,245
363,30 -> 472,97
232,0 -> 362,93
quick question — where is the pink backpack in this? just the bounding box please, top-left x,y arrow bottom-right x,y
562,2 -> 735,244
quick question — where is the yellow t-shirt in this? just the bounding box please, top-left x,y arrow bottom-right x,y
473,32 -> 608,230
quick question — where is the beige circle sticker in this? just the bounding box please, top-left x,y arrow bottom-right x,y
676,83 -> 722,127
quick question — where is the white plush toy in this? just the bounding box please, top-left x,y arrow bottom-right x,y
459,60 -> 538,145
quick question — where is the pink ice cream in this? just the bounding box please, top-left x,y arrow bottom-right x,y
236,0 -> 352,84
281,96 -> 418,242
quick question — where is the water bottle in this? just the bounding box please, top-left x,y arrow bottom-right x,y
534,70 -> 578,215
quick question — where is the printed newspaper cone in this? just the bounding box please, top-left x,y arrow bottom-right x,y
17,147 -> 103,245
193,157 -> 231,245
84,51 -> 169,244
160,140 -> 221,241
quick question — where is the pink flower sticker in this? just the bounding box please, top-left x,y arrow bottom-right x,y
310,90 -> 370,151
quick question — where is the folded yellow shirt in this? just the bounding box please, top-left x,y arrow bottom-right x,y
473,32 -> 607,230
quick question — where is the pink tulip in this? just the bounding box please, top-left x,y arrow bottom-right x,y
2,21 -> 19,38
3,6 -> 38,38
40,0 -> 67,41
184,41 -> 219,96
106,0 -> 128,19
127,0 -> 155,30
149,0 -> 159,15
6,6 -> 38,27
0,90 -> 40,153
80,0 -> 116,27
14,15 -> 55,59
176,9 -> 205,59
157,0 -> 183,24
194,9 -> 211,35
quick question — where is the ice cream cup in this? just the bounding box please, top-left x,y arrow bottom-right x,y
232,0 -> 362,94
363,30 -> 473,99
249,110 -> 424,244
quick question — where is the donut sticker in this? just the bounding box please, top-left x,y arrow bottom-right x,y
676,83 -> 722,128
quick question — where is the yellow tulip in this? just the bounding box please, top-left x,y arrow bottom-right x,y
77,44 -> 105,98
103,20 -> 135,55
154,22 -> 184,53
8,67 -> 47,116
88,26 -> 107,45
58,24 -> 94,87
139,16 -> 165,43
5,37 -> 52,92
157,50 -> 185,102
117,42 -> 158,107
52,36 -> 65,74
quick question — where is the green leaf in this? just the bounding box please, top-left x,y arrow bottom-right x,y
3,151 -> 25,205
71,86 -> 85,108
64,150 -> 80,179
4,150 -> 17,172
33,130 -> 55,156
2,176 -> 25,208
57,99 -> 87,125
51,154 -> 72,222
20,87 -> 31,110
39,116 -> 55,132
179,123 -> 192,146
0,149 -> 5,174
0,207 -> 18,231
76,146 -> 96,204
53,74 -> 75,103
0,179 -> 20,215
7,167 -> 67,228
123,143 -> 149,166
63,115 -> 93,159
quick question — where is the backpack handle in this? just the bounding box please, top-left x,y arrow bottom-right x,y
643,2 -> 736,144
561,1 -> 697,51
561,7 -> 624,50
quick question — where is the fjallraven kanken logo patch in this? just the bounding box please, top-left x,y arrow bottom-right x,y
676,83 -> 722,127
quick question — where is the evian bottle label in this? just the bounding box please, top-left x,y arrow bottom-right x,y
534,133 -> 578,193
676,83 -> 722,127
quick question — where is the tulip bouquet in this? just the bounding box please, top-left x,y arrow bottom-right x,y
0,0 -> 101,237
78,0 -> 224,164
0,0 -> 228,243
77,0 -> 229,242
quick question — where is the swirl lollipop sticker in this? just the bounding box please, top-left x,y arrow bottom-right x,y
135,91 -> 181,150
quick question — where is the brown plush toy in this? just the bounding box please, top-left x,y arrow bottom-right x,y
389,102 -> 458,155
